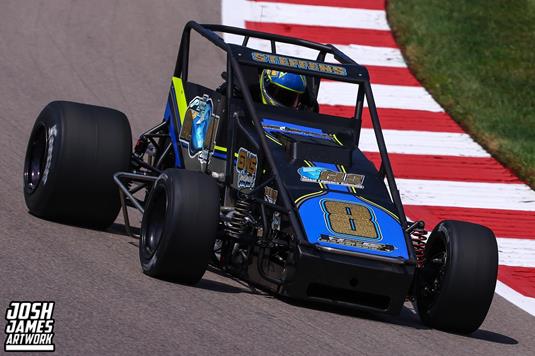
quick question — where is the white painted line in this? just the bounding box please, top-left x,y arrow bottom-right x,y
396,178 -> 535,211
318,81 -> 444,112
401,220 -> 535,268
359,129 -> 490,157
497,238 -> 535,268
495,280 -> 535,316
221,0 -> 246,44
241,1 -> 389,31
334,44 -> 406,68
5,345 -> 54,351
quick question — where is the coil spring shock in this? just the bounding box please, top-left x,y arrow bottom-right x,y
409,221 -> 428,268
225,199 -> 253,239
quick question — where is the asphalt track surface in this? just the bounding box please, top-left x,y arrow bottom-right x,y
1,1 -> 534,355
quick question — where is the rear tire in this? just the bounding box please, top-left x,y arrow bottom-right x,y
23,101 -> 132,228
415,220 -> 498,334
139,169 -> 220,284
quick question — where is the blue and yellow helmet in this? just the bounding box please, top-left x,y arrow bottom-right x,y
260,69 -> 307,108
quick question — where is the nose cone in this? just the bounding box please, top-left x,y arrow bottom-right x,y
296,191 -> 409,260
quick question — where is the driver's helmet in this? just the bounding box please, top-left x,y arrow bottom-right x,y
260,69 -> 307,108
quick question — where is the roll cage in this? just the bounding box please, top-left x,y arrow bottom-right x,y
116,21 -> 418,265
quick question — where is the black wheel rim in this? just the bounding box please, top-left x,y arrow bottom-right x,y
142,185 -> 167,258
419,234 -> 448,311
24,123 -> 48,193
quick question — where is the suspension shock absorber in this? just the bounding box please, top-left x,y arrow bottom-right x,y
225,199 -> 253,240
408,221 -> 428,268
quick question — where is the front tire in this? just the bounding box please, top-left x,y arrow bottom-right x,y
23,101 -> 132,228
139,169 -> 220,284
415,220 -> 498,334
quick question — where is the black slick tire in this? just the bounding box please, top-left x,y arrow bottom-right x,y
139,169 -> 220,284
23,101 -> 132,228
415,220 -> 498,334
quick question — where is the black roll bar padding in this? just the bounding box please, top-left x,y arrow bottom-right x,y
202,23 -> 333,53
353,85 -> 366,147
175,25 -> 190,80
327,44 -> 357,65
175,21 -> 369,78
235,112 -> 260,150
224,52 -> 234,185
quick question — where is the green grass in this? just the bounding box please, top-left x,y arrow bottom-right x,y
387,0 -> 535,188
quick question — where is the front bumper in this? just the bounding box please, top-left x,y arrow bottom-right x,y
279,244 -> 416,315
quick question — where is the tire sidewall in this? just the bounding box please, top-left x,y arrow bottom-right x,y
416,220 -> 498,333
139,169 -> 220,283
23,101 -> 132,228
24,102 -> 65,216
416,224 -> 450,323
140,173 -> 173,274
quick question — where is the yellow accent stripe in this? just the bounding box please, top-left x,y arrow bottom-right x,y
331,134 -> 343,146
271,81 -> 305,94
260,76 -> 269,105
338,165 -> 357,194
265,70 -> 306,93
171,77 -> 188,125
266,133 -> 283,146
294,190 -> 325,206
215,145 -> 227,153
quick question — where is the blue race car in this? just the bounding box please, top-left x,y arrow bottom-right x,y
23,21 -> 498,334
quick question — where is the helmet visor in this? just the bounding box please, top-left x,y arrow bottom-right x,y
265,80 -> 302,108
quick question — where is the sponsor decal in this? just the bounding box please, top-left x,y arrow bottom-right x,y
262,124 -> 332,141
236,147 -> 258,188
298,167 -> 365,189
264,186 -> 278,204
319,234 -> 395,252
320,199 -> 381,239
42,125 -> 57,185
251,52 -> 348,76
179,94 -> 219,164
4,301 -> 55,352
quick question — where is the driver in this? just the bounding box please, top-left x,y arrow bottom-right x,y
260,69 -> 307,109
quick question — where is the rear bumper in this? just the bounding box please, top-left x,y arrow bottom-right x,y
279,244 -> 416,314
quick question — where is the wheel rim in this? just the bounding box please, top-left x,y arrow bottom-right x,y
142,185 -> 167,258
24,123 -> 48,193
419,234 -> 448,311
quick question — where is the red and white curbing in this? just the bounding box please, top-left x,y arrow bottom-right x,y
222,0 -> 535,316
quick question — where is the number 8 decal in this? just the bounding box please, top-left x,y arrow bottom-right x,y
321,200 -> 380,239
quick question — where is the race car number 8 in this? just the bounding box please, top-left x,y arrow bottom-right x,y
321,200 -> 379,239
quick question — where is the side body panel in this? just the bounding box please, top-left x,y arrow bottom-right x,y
163,77 -> 228,175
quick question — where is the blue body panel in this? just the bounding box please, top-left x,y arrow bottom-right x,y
261,118 -> 408,260
163,93 -> 183,168
298,191 -> 409,259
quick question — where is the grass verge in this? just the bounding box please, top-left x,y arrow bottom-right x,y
387,0 -> 535,188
